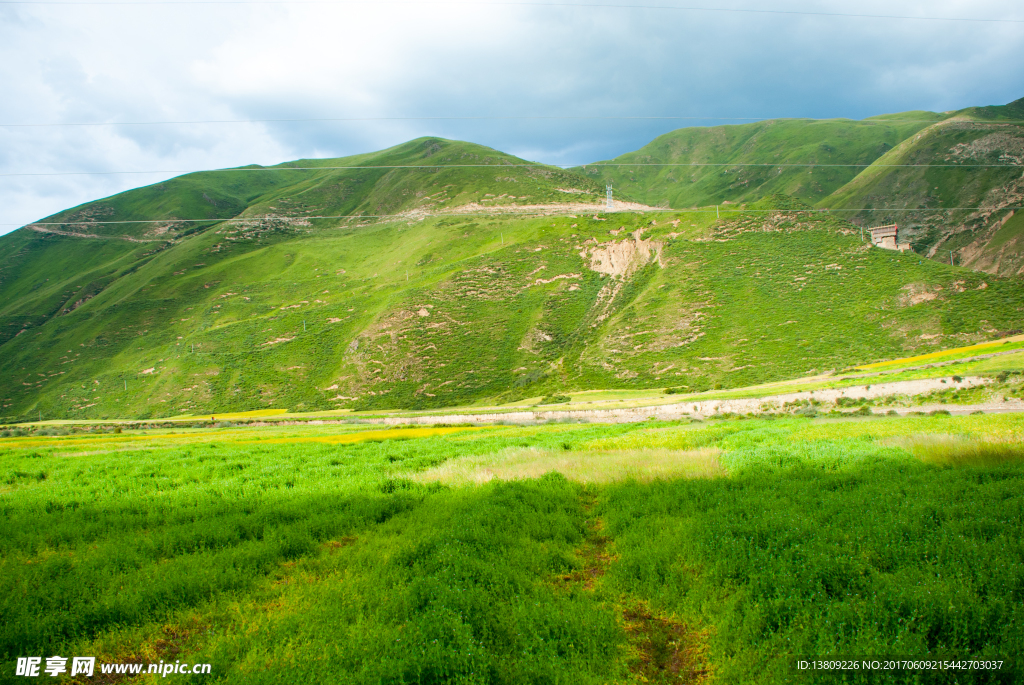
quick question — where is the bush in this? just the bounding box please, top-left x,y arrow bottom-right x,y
541,394 -> 571,404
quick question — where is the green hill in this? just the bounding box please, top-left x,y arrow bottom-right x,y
5,115 -> 1024,421
30,137 -> 608,240
821,97 -> 1024,276
1,136 -> 607,355
578,97 -> 1024,276
573,114 -> 943,208
3,188 -> 1023,421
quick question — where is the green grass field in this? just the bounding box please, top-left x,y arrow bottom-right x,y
2,414 -> 1022,683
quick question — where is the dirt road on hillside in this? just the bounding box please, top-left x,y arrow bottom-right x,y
338,376 -> 1022,426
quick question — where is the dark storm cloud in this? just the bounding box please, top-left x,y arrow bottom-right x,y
1,0 -> 1022,233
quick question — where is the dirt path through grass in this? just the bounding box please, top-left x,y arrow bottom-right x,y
567,489 -> 711,683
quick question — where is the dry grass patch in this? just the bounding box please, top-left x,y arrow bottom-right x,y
887,433 -> 1024,467
407,446 -> 725,484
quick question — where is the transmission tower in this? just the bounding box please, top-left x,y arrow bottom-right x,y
606,183 -> 614,211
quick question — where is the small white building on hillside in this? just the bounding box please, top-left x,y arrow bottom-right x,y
867,224 -> 912,252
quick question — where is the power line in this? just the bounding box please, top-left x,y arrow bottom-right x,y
2,1 -> 1021,24
11,206 -> 1021,226
0,116 -> 820,127
6,116 -> 1021,128
2,162 -> 1020,178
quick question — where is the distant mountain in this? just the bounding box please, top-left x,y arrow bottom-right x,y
28,137 -> 608,241
583,98 -> 1024,276
574,114 -> 943,207
821,97 -> 1024,276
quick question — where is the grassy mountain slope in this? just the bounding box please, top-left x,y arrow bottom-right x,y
0,136 -> 611,414
573,115 -> 942,208
0,229 -> 158,347
821,97 -> 1024,275
29,137 -> 608,240
3,194 -> 1023,421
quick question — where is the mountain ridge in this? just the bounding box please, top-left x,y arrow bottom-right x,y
3,102 -> 1024,421
819,98 -> 1024,276
25,137 -> 611,241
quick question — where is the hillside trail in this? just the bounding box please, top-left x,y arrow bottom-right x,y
27,225 -> 168,243
562,487 -> 712,683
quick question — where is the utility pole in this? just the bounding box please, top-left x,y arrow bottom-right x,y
606,184 -> 614,211
716,205 -> 719,219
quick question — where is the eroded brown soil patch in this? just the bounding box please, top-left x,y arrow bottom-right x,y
555,493 -> 616,589
76,622 -> 203,685
622,602 -> 712,684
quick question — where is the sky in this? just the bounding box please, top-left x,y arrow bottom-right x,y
1,0 -> 1022,235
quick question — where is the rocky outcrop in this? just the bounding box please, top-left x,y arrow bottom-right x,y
583,229 -> 663,278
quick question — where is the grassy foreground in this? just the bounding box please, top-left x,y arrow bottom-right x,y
1,415 -> 1022,683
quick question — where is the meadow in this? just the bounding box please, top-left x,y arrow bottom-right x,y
2,414 -> 1022,683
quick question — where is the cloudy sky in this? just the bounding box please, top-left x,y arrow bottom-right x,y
1,0 -> 1022,234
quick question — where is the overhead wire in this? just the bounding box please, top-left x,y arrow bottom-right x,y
1,0 -> 1022,24
5,116 -> 1024,128
3,3 -> 1020,226
10,206 -> 1021,227
1,161 -> 1021,178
